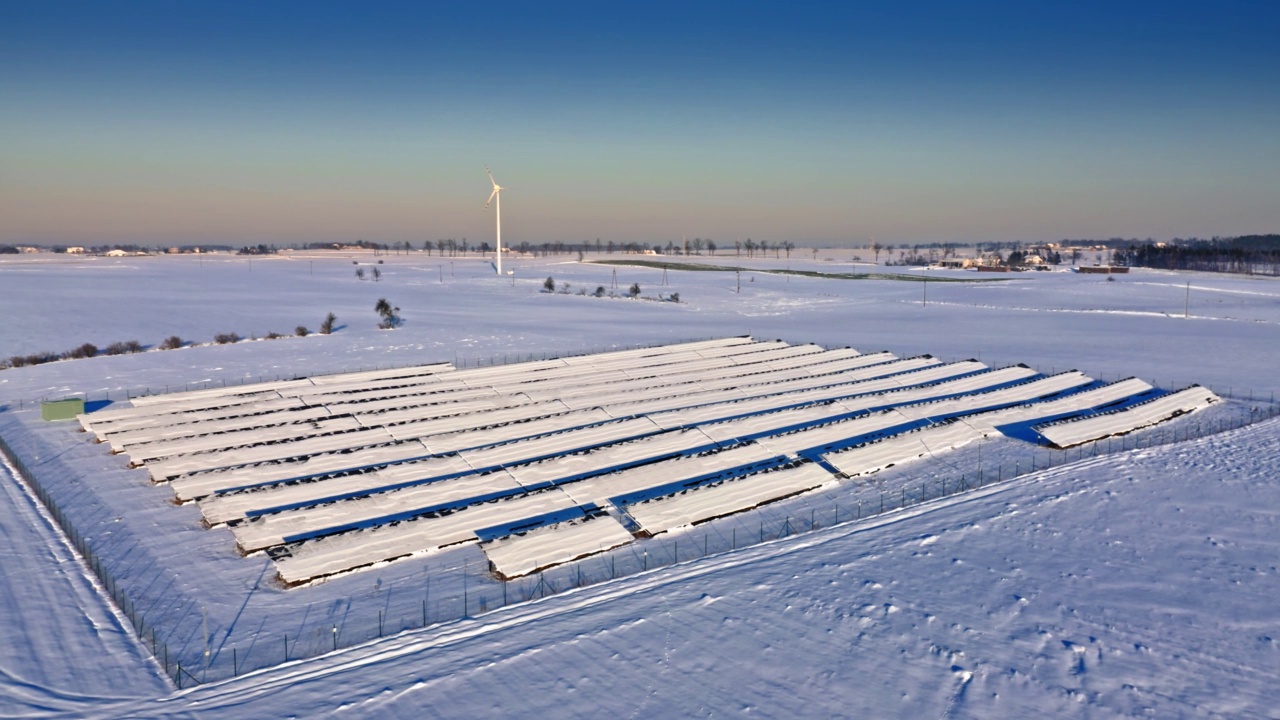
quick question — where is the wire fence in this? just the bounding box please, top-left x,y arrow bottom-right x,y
1,392 -> 1277,687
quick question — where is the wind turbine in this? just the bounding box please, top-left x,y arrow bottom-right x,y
484,166 -> 505,276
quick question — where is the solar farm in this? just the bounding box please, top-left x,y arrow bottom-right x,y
76,336 -> 1219,585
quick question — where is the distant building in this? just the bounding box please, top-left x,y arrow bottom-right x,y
105,249 -> 128,257
66,246 -> 85,254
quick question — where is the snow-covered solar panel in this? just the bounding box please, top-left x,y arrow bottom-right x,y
625,463 -> 834,535
273,488 -> 582,584
1035,386 -> 1219,448
558,443 -> 785,508
198,453 -> 479,526
892,371 -> 1093,422
122,415 -> 363,462
124,380 -> 311,408
349,396 -> 519,427
726,343 -> 825,365
141,426 -> 398,478
481,514 -> 635,579
458,417 -> 665,469
381,400 -> 572,441
822,421 -> 984,478
230,469 -> 525,552
689,339 -> 789,359
559,337 -> 756,366
303,363 -> 453,386
505,428 -> 720,492
414,408 -> 614,454
965,378 -> 1155,433
84,395 -> 311,438
320,387 -> 505,416
101,404 -> 331,450
749,409 -> 914,456
81,389 -> 288,430
163,436 -> 431,494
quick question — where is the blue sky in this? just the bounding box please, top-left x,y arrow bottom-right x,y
2,1 -> 1278,246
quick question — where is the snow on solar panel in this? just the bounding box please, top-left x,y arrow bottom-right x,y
821,421 -> 985,478
964,378 -> 1155,433
98,404 -> 326,450
892,371 -> 1094,422
273,488 -> 583,584
457,417 -> 665,469
230,469 -> 526,553
625,462 -> 835,535
198,453 -> 479,526
504,428 -> 722,492
122,415 -> 363,462
167,439 -> 432,498
481,514 -> 636,579
413,408 -> 615,453
81,390 -> 288,430
141,426 -> 399,478
557,443 -> 786,508
1035,385 -> 1219,448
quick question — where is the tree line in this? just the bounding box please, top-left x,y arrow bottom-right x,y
1114,235 -> 1280,276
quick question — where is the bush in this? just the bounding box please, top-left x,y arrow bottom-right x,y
355,267 -> 366,280
266,332 -> 283,340
543,277 -> 555,293
374,299 -> 400,328
160,336 -> 184,350
213,332 -> 241,345
594,286 -> 606,297
628,282 -> 641,298
102,340 -> 143,356
668,292 -> 680,303
295,325 -> 309,337
65,343 -> 98,359
320,312 -> 336,335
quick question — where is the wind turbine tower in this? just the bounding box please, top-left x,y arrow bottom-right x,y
484,166 -> 505,276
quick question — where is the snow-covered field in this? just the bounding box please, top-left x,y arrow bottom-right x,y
2,252 -> 1278,718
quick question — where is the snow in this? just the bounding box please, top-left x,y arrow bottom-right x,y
1037,385 -> 1221,448
480,514 -> 636,580
2,252 -> 1279,718
626,462 -> 836,534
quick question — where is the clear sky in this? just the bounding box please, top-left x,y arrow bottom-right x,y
2,1 -> 1278,247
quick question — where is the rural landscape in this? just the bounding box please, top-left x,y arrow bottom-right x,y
3,2 -> 1279,719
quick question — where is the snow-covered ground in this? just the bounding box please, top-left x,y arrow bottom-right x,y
1,252 -> 1278,718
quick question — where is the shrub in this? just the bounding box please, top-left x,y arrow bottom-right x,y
355,267 -> 366,280
628,282 -> 641,298
102,340 -> 143,356
65,343 -> 98,359
543,277 -> 555,293
668,292 -> 680,303
594,286 -> 606,297
159,336 -> 184,350
266,332 -> 283,340
12,351 -> 58,367
214,332 -> 241,345
320,312 -> 336,335
374,298 -> 401,329
295,325 -> 309,337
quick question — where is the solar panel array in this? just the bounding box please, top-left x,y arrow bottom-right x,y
78,337 -> 1218,582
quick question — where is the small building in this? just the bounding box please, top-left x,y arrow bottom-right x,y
66,246 -> 85,254
106,249 -> 128,257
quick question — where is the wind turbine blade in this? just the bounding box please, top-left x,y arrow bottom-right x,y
485,166 -> 499,189
485,188 -> 499,209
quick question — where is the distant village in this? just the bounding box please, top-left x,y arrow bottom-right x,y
3,235 -> 1275,275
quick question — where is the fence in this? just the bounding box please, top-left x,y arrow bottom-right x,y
1,389 -> 1277,687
